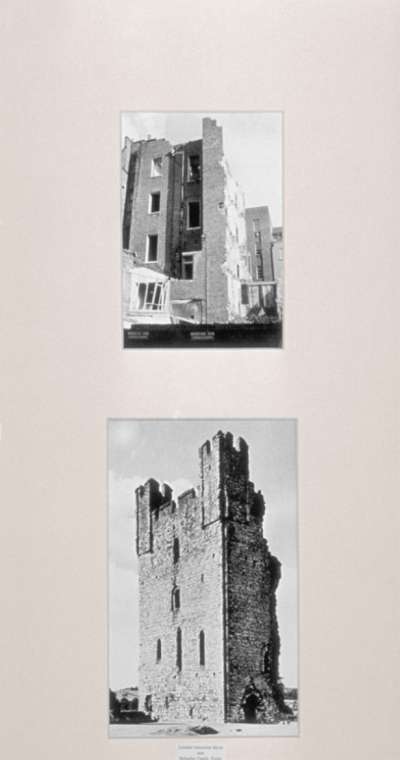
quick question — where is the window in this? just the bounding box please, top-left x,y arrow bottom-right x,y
176,628 -> 182,671
135,282 -> 163,311
187,201 -> 200,229
188,154 -> 201,182
252,218 -> 260,232
149,192 -> 160,213
199,630 -> 205,666
256,252 -> 264,280
147,234 -> 158,262
182,254 -> 193,280
173,537 -> 180,564
241,284 -> 249,305
172,587 -> 180,611
156,638 -> 162,662
151,157 -> 162,176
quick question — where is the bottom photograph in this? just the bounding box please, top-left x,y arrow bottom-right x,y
108,418 -> 298,738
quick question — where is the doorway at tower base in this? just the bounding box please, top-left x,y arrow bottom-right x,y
234,676 -> 292,724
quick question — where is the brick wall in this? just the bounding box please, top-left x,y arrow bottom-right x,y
127,138 -> 172,271
245,206 -> 273,282
202,119 -> 229,322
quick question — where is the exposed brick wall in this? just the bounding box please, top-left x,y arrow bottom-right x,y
135,431 -> 284,723
245,206 -> 273,282
126,138 -> 172,272
202,119 -> 229,322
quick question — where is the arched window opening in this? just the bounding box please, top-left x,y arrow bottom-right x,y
262,645 -> 271,676
199,630 -> 205,666
173,537 -> 180,564
156,638 -> 162,662
176,627 -> 182,671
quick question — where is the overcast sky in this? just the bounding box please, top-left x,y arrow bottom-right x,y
108,419 -> 297,692
121,112 -> 282,227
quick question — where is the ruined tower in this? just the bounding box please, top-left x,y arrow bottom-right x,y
135,431 -> 285,723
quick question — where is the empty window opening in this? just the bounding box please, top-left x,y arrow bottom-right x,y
187,201 -> 200,229
241,284 -> 249,305
188,154 -> 201,182
182,254 -> 194,280
147,234 -> 158,262
256,252 -> 264,280
173,537 -> 180,563
156,638 -> 162,662
176,627 -> 182,671
151,157 -> 162,177
199,630 -> 205,666
149,192 -> 161,213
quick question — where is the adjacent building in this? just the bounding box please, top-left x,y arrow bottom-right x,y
121,118 -> 281,326
135,431 -> 287,723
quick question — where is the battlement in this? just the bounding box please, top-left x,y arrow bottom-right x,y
136,432 -> 266,556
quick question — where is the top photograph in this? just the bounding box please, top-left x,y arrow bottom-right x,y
121,112 -> 283,348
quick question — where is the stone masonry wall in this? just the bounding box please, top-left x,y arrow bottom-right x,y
136,480 -> 225,722
135,431 -> 282,724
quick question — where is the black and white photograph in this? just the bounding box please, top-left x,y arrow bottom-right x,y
108,419 -> 298,737
121,113 -> 283,348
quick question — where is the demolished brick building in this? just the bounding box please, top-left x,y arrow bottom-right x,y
135,431 -> 288,723
122,118 -> 279,327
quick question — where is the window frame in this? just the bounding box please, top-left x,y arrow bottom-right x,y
187,200 -> 201,230
181,253 -> 194,281
151,156 -> 162,177
187,154 -> 201,182
149,191 -> 161,214
146,233 -> 158,263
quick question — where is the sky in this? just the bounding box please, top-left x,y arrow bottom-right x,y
121,112 -> 282,227
108,419 -> 297,692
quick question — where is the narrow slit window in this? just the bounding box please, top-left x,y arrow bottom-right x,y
172,587 -> 180,611
156,638 -> 162,662
149,192 -> 161,213
176,627 -> 182,671
147,234 -> 158,262
199,630 -> 205,666
187,201 -> 200,229
173,537 -> 180,564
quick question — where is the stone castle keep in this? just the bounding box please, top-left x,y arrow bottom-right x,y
135,431 -> 287,723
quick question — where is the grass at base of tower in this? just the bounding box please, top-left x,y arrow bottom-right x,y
109,719 -> 298,739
